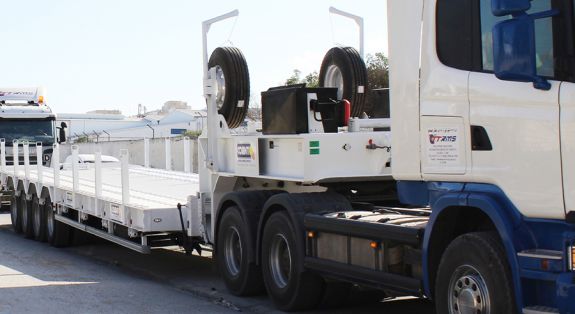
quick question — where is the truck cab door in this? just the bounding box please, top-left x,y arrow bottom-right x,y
468,0 -> 564,219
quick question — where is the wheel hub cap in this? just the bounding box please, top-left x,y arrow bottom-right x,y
214,66 -> 226,110
269,234 -> 292,289
224,226 -> 242,277
449,265 -> 490,314
324,65 -> 344,99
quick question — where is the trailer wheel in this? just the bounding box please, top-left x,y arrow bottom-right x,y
435,232 -> 516,314
319,46 -> 368,118
10,192 -> 22,233
262,211 -> 324,311
31,194 -> 47,242
208,47 -> 250,129
216,206 -> 264,296
20,192 -> 34,238
45,198 -> 71,247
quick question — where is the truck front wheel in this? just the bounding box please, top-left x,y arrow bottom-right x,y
216,206 -> 264,296
435,232 -> 516,314
262,211 -> 324,311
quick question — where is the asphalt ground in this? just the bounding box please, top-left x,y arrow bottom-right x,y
0,212 -> 435,313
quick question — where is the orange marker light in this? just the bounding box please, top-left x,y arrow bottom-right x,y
38,95 -> 44,104
370,241 -> 378,249
307,231 -> 315,238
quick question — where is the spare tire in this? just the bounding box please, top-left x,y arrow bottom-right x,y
208,47 -> 250,129
319,47 -> 368,118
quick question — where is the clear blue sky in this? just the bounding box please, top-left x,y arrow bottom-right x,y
0,0 -> 388,115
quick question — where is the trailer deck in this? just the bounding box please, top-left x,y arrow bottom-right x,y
0,143 -> 200,253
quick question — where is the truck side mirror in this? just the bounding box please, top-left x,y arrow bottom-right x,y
491,0 -> 531,16
492,10 -> 557,90
58,122 -> 67,143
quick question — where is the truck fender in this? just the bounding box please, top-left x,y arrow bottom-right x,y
423,189 -> 533,311
256,192 -> 352,268
215,190 -> 284,263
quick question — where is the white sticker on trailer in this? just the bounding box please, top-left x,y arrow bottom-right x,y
109,203 -> 124,223
425,127 -> 461,167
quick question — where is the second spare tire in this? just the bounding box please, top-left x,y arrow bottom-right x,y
319,46 -> 368,118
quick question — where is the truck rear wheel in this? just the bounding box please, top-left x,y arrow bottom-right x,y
32,194 -> 47,242
319,46 -> 368,118
435,232 -> 516,314
20,192 -> 34,238
10,192 -> 22,233
216,206 -> 264,296
45,198 -> 71,247
208,47 -> 250,129
262,211 -> 324,311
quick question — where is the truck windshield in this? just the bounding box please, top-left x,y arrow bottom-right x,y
0,119 -> 55,146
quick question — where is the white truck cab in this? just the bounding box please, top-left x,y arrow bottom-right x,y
0,87 -> 63,166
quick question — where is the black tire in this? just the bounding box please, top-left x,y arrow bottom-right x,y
45,197 -> 71,247
20,192 -> 34,238
319,46 -> 368,118
261,211 -> 324,311
208,47 -> 250,129
216,206 -> 265,296
435,232 -> 516,314
10,192 -> 22,233
32,194 -> 47,242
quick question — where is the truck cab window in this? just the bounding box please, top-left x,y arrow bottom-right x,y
480,0 -> 554,77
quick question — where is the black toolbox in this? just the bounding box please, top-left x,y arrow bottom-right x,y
261,84 -> 340,135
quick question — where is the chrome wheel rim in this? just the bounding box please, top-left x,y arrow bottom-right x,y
448,265 -> 491,314
224,226 -> 242,277
46,204 -> 54,238
214,65 -> 226,110
269,234 -> 292,289
324,65 -> 344,99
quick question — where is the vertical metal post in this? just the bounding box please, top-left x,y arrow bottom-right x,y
36,142 -> 43,184
184,137 -> 191,173
72,145 -> 79,193
202,10 -> 238,172
165,138 -> 171,171
144,137 -> 150,168
13,140 -> 19,178
0,139 -> 5,173
120,149 -> 130,205
329,7 -> 365,59
53,143 -> 60,188
0,139 -> 5,183
23,142 -> 30,180
95,150 -> 102,215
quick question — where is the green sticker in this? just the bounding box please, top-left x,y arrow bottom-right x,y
309,141 -> 320,148
310,148 -> 320,155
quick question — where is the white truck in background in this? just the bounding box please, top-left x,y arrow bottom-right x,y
0,87 -> 66,166
2,1 -> 575,313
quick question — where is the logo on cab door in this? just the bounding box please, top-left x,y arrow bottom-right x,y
429,134 -> 457,144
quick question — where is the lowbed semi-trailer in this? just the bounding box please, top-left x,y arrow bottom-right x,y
4,1 -> 575,313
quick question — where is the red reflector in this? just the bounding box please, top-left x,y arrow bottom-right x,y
343,99 -> 351,126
